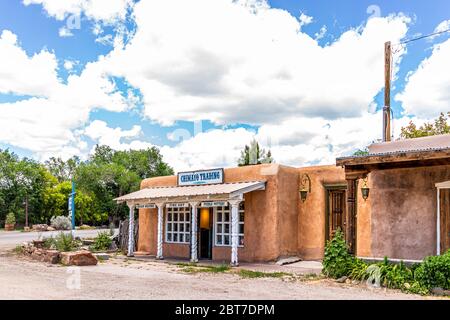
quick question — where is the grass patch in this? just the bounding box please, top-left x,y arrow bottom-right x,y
13,245 -> 24,254
177,263 -> 231,274
238,269 -> 290,279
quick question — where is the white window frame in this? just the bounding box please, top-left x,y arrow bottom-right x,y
213,203 -> 245,247
165,206 -> 191,244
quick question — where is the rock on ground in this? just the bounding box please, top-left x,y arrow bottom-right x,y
61,251 -> 98,266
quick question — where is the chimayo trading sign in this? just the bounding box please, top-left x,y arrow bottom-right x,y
178,168 -> 224,186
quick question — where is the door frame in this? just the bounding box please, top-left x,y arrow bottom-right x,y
198,207 -> 213,259
435,181 -> 450,255
324,184 -> 348,243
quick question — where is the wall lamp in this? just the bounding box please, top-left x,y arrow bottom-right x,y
299,173 -> 312,202
361,177 -> 370,201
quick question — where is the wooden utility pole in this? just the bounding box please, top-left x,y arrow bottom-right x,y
383,41 -> 392,142
25,196 -> 29,228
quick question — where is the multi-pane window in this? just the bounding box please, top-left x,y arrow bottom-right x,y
165,206 -> 191,244
215,203 -> 244,247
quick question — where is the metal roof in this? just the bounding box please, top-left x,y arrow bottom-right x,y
368,134 -> 450,155
337,134 -> 450,162
114,181 -> 266,203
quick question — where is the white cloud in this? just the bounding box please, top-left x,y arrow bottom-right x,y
157,111 -> 427,172
315,25 -> 327,40
0,31 -> 132,157
396,38 -> 450,118
435,20 -> 450,33
101,0 -> 410,126
299,12 -> 313,28
84,120 -> 150,151
160,128 -> 255,172
63,59 -> 75,70
58,26 -> 74,37
23,0 -> 133,23
0,30 -> 60,97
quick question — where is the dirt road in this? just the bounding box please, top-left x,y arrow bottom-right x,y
0,252 -> 435,300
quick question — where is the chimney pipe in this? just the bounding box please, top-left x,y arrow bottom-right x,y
383,41 -> 392,142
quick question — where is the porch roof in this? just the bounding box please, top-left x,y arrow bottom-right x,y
114,181 -> 266,204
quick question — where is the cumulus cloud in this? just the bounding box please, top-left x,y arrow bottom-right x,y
0,31 -> 132,157
0,30 -> 60,96
22,0 -> 133,23
160,128 -> 255,172
396,38 -> 450,118
58,26 -> 74,37
101,0 -> 409,126
84,120 -> 151,152
3,1 -> 448,172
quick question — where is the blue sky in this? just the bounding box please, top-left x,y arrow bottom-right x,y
0,0 -> 449,171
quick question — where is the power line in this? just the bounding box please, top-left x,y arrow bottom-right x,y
398,28 -> 450,45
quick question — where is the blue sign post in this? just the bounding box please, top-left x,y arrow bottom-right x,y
68,181 -> 76,230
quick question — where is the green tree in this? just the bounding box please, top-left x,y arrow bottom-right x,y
44,156 -> 80,182
400,112 -> 450,139
0,150 -> 52,224
238,139 -> 274,166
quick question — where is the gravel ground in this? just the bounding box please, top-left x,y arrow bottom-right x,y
0,252 -> 440,300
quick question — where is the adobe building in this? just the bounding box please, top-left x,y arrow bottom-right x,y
115,134 -> 450,265
337,134 -> 450,261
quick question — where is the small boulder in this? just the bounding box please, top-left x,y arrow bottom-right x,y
94,253 -> 110,261
32,240 -> 45,248
336,276 -> 347,283
43,250 -> 60,264
276,256 -> 302,266
82,239 -> 95,246
109,241 -> 118,251
61,250 -> 98,266
431,287 -> 445,296
47,226 -> 55,231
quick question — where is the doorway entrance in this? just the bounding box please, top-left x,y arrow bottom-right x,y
439,189 -> 450,254
198,208 -> 213,259
326,188 -> 346,240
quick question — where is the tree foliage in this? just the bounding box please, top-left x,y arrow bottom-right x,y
237,139 -> 274,166
0,146 -> 173,226
400,112 -> 450,139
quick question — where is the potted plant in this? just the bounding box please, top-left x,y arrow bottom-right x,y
5,212 -> 16,231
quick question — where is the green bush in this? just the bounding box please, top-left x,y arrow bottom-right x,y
50,216 -> 72,230
414,250 -> 450,290
5,212 -> 16,225
349,258 -> 369,281
322,229 -> 354,279
380,260 -> 414,289
53,232 -> 78,252
92,231 -> 112,251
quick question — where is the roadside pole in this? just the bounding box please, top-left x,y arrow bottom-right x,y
69,180 -> 76,236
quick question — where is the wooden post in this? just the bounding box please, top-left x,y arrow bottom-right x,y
383,41 -> 392,142
25,196 -> 28,228
190,202 -> 199,263
346,178 -> 357,254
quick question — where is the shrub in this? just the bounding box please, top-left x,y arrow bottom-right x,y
349,258 -> 369,281
5,212 -> 16,225
414,250 -> 450,290
53,232 -> 78,252
42,236 -> 55,249
381,260 -> 413,289
322,229 -> 354,279
50,216 -> 72,230
92,231 -> 112,251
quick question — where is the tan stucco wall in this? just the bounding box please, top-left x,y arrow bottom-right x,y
137,164 -> 298,262
366,165 -> 450,260
297,166 -> 346,260
136,163 -> 348,262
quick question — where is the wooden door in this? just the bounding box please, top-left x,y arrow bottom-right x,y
440,189 -> 450,254
327,190 -> 346,241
